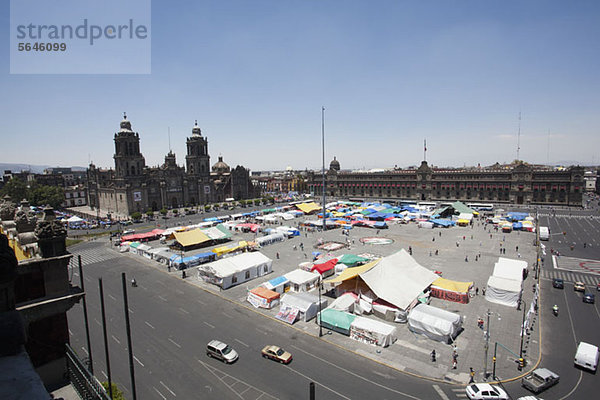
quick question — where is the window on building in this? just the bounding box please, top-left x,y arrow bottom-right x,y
232,275 -> 238,284
245,270 -> 250,279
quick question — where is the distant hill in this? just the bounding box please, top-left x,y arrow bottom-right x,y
0,163 -> 87,174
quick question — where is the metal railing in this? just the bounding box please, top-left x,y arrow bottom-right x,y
65,344 -> 111,400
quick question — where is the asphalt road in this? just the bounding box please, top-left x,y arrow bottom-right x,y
68,240 -> 441,400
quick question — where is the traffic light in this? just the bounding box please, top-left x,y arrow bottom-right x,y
517,357 -> 525,370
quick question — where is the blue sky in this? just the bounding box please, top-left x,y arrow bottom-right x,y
2,0 -> 600,171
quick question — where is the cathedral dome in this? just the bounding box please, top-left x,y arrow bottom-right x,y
330,156 -> 340,171
212,156 -> 230,174
120,113 -> 132,132
192,120 -> 202,136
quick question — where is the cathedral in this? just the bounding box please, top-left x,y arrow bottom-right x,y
87,114 -> 259,216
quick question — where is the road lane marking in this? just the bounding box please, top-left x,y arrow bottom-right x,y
158,295 -> 167,302
153,386 -> 167,400
433,385 -> 450,400
179,307 -> 189,314
108,294 -> 117,301
197,299 -> 206,305
101,370 -> 108,379
159,381 -> 177,397
222,312 -> 232,318
145,321 -> 155,330
111,335 -> 121,344
168,338 -> 182,348
128,308 -> 134,314
234,339 -> 249,347
284,365 -> 351,399
558,370 -> 583,400
134,355 -> 145,367
176,289 -> 184,295
81,346 -> 88,355
203,321 -> 215,329
68,329 -> 73,336
139,285 -> 147,290
94,318 -> 101,326
291,345 -> 422,400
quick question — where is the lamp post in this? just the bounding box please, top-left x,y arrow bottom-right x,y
483,309 -> 502,380
318,275 -> 323,337
519,299 -> 526,369
321,106 -> 326,233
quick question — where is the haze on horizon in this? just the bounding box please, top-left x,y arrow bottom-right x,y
2,1 -> 599,172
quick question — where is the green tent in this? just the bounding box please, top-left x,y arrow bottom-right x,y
337,254 -> 369,267
317,309 -> 356,336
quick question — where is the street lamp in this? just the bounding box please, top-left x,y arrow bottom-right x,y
321,106 -> 326,233
483,309 -> 502,380
518,299 -> 526,369
318,275 -> 323,337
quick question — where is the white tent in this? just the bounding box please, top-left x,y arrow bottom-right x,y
280,292 -> 327,322
407,304 -> 462,343
197,252 -> 272,289
350,316 -> 397,347
486,257 -> 526,307
284,269 -> 320,292
256,232 -> 285,246
327,293 -> 356,313
359,249 -> 438,310
66,215 -> 84,223
486,276 -> 522,307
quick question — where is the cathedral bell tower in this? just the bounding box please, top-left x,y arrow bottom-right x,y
113,113 -> 146,178
185,120 -> 210,178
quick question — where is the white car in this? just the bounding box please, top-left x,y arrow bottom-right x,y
466,383 -> 509,400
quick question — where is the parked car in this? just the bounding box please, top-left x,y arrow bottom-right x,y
122,229 -> 135,236
552,278 -> 564,289
261,345 -> 293,364
573,281 -> 585,292
583,293 -> 595,304
206,340 -> 238,364
597,282 -> 600,292
466,383 -> 509,400
521,367 -> 559,394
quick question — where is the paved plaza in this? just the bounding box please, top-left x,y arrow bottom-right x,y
82,213 -> 543,385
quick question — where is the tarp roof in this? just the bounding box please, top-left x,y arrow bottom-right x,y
359,249 -> 438,310
337,254 -> 369,267
250,287 -> 280,301
296,202 -> 322,214
173,229 -> 210,247
199,252 -> 272,277
311,259 -> 337,274
451,201 -> 476,215
281,292 -> 320,311
493,257 -> 527,281
66,215 -> 84,223
284,269 -> 320,284
324,259 -> 380,284
431,277 -> 473,293
318,309 -> 356,331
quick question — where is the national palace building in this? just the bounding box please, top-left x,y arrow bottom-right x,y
308,157 -> 585,207
87,114 -> 259,216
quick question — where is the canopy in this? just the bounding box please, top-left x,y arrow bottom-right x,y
311,259 -> 337,275
296,202 -> 322,214
431,277 -> 473,293
350,316 -> 397,347
318,309 -> 356,336
66,215 -> 84,223
337,254 -> 369,267
359,249 -> 438,310
493,257 -> 527,281
249,287 -> 280,301
324,259 -> 380,284
173,228 -> 210,248
486,276 -> 521,307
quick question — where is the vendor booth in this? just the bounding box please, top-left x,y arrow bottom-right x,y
317,309 -> 356,336
197,252 -> 272,289
350,316 -> 397,347
247,287 -> 280,309
277,292 -> 327,323
430,277 -> 473,304
284,269 -> 320,293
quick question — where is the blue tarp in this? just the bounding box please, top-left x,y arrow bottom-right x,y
204,217 -> 222,222
267,275 -> 289,287
512,222 -> 523,230
373,221 -> 388,229
430,219 -> 456,227
506,212 -> 529,222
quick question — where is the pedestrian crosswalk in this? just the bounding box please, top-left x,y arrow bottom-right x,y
542,269 -> 600,286
538,213 -> 600,220
450,387 -> 467,398
68,244 -> 120,268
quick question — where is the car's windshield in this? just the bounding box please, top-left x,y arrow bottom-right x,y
222,346 -> 232,355
276,349 -> 285,356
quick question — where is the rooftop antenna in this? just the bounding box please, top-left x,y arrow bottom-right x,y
516,111 -> 521,161
424,139 -> 427,162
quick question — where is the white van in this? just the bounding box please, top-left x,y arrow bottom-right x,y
539,226 -> 549,241
574,342 -> 599,372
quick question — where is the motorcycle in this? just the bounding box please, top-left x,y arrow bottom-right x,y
552,305 -> 558,316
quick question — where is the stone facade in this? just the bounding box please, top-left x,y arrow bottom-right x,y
308,158 -> 585,207
87,115 -> 259,217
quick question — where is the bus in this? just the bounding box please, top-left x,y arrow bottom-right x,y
467,203 -> 494,212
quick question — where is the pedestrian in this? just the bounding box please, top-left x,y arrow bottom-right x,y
452,358 -> 457,369
432,237 -> 435,242
469,368 -> 475,383
516,245 -> 519,252
276,252 -> 280,259
431,350 -> 436,362
409,246 -> 412,255
482,287 -> 486,296
475,287 -> 479,296
429,250 -> 432,257
439,231 -> 442,237
465,256 -> 468,262
435,249 -> 439,256
167,265 -> 171,272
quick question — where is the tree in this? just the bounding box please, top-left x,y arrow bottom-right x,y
28,183 -> 64,208
146,209 -> 154,217
172,208 -> 179,215
0,178 -> 28,202
159,208 -> 168,216
204,205 -> 211,212
101,382 -> 125,400
254,199 -> 261,206
130,211 -> 142,221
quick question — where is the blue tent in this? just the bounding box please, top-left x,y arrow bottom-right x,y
373,221 -> 388,229
512,222 -> 523,230
506,212 -> 529,222
430,219 -> 456,227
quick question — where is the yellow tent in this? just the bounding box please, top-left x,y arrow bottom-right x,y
457,219 -> 470,226
212,241 -> 248,257
431,277 -> 473,293
324,259 -> 380,284
173,228 -> 210,248
296,202 -> 322,214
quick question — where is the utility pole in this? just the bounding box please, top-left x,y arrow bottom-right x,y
484,309 -> 491,379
